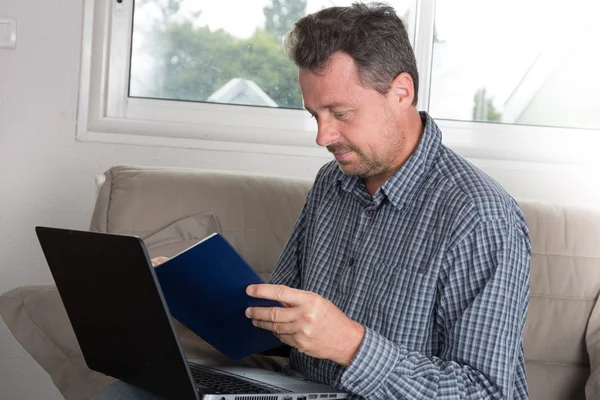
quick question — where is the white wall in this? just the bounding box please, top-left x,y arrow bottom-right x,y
1,0 -> 600,399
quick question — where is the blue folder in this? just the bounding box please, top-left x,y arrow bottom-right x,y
154,233 -> 283,360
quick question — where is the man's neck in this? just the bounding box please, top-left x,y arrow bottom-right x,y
363,110 -> 425,197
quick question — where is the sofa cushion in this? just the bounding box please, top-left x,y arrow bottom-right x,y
519,201 -> 600,400
145,212 -> 221,261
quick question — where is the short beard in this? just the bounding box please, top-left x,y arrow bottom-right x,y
338,159 -> 386,179
329,139 -> 402,180
331,147 -> 387,178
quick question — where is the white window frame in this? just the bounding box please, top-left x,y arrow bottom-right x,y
77,0 -> 600,165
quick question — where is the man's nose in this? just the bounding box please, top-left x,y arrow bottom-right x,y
315,119 -> 340,147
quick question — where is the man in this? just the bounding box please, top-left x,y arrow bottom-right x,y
98,3 -> 530,399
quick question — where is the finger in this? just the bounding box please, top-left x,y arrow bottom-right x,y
252,320 -> 300,335
246,284 -> 313,307
245,306 -> 298,323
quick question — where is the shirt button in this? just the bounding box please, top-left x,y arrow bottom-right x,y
313,359 -> 320,367
365,209 -> 374,217
348,258 -> 355,267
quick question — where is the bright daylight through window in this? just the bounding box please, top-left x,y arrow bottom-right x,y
129,0 -> 416,110
130,0 -> 600,131
430,0 -> 600,130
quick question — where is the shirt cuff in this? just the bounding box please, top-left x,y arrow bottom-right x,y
340,326 -> 406,397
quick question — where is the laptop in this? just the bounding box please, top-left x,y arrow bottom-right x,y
35,226 -> 349,400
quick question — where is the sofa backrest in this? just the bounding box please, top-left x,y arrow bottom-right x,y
520,201 -> 600,400
91,165 -> 312,281
90,165 -> 600,400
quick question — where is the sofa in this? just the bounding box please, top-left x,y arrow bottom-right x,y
2,164 -> 600,400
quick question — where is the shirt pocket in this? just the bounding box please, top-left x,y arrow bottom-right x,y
362,257 -> 437,343
362,259 -> 404,326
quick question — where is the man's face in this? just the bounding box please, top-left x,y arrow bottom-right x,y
299,52 -> 406,180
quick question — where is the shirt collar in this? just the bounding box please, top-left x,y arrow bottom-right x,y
337,111 -> 442,210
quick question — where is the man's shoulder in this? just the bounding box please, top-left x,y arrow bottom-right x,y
432,146 -> 524,226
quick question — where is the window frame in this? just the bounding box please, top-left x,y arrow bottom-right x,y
77,0 -> 600,166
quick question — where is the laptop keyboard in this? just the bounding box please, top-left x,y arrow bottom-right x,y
188,363 -> 287,394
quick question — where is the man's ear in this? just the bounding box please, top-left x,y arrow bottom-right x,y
390,72 -> 415,109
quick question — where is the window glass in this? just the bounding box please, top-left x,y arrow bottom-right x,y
130,0 -> 416,109
429,0 -> 600,130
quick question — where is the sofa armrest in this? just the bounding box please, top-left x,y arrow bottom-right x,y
0,285 -> 116,400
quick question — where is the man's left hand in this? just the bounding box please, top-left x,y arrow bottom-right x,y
245,284 -> 365,367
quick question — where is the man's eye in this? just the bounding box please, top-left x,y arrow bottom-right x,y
333,112 -> 347,119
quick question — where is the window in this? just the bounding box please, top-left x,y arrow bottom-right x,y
78,0 -> 600,164
130,0 -> 416,110
430,0 -> 600,131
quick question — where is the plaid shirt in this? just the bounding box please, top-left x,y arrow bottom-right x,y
270,112 -> 531,399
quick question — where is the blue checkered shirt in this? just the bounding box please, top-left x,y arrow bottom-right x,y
270,112 -> 531,399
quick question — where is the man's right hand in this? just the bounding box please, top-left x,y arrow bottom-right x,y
151,257 -> 169,267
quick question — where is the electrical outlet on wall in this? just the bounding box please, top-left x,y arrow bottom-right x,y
0,17 -> 17,49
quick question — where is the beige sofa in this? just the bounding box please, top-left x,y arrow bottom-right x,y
2,164 -> 600,400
